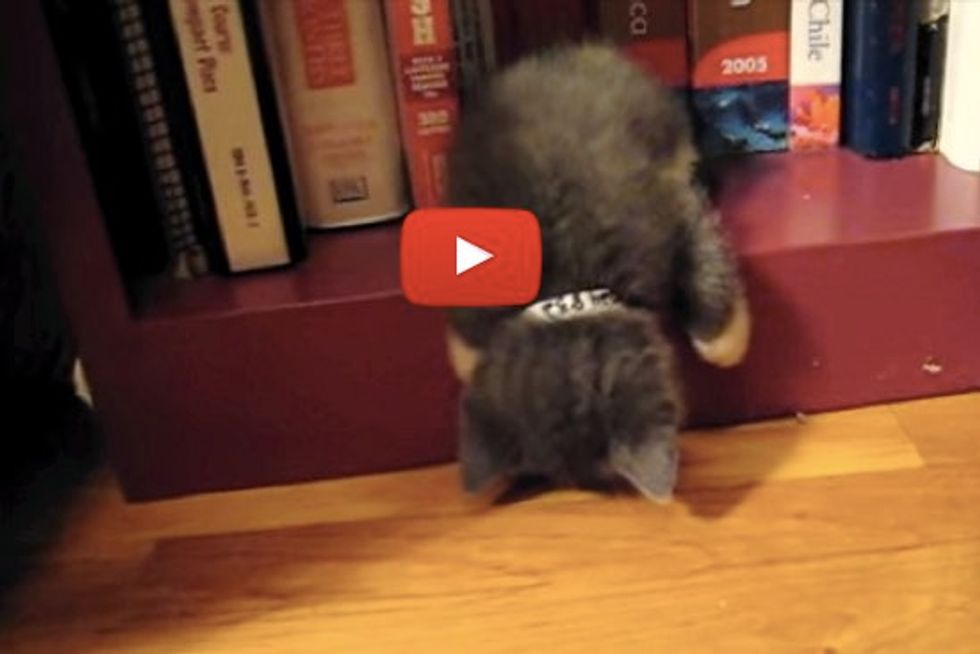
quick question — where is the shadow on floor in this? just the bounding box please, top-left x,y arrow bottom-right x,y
0,385 -> 103,618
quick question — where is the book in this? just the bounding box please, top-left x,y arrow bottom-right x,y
688,0 -> 792,156
164,0 -> 306,269
910,0 -> 949,152
108,0 -> 216,279
842,0 -> 920,159
385,0 -> 461,208
937,0 -> 980,172
451,0 -> 498,104
595,0 -> 689,90
490,0 -> 592,68
789,0 -> 843,151
262,0 -> 409,228
43,0 -> 184,283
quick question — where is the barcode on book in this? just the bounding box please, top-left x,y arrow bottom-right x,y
330,176 -> 369,203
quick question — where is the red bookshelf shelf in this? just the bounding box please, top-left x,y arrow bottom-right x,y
4,2 -> 979,501
717,149 -> 980,254
137,149 -> 980,323
676,149 -> 980,430
138,223 -> 404,321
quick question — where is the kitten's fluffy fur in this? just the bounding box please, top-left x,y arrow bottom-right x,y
446,43 -> 750,501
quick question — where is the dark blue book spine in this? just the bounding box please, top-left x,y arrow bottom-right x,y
843,0 -> 920,158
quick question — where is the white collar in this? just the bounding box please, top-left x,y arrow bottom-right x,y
522,288 -> 625,322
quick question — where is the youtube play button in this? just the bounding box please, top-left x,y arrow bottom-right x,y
401,208 -> 542,306
455,237 -> 493,275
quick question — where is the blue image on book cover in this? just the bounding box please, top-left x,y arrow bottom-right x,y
692,82 -> 789,156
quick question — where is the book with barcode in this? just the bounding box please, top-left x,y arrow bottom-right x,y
842,0 -> 920,159
160,0 -> 306,267
385,0 -> 461,208
789,0 -> 843,151
688,0 -> 791,156
595,0 -> 688,90
42,0 -> 183,283
261,0 -> 409,228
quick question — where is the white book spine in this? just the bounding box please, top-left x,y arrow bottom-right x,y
168,0 -> 292,271
264,0 -> 408,229
939,1 -> 980,172
789,0 -> 843,150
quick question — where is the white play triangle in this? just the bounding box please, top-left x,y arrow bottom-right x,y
455,236 -> 494,275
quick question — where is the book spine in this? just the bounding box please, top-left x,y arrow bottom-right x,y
476,0 -> 499,68
490,0 -> 589,67
165,0 -> 304,270
109,0 -> 212,278
938,0 -> 980,171
263,0 -> 409,228
789,0 -> 843,151
910,0 -> 949,151
687,0 -> 791,156
386,0 -> 461,208
238,0 -> 308,258
136,0 -> 230,274
595,0 -> 689,89
255,0 -> 307,221
451,0 -> 498,104
842,0 -> 920,159
41,0 -> 172,282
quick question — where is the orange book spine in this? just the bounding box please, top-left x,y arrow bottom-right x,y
385,0 -> 461,208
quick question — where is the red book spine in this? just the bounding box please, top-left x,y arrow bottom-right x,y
595,0 -> 689,88
491,0 -> 590,67
385,0 -> 461,208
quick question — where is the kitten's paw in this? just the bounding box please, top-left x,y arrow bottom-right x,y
691,294 -> 751,368
447,327 -> 482,384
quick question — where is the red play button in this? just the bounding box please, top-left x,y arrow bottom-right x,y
400,208 -> 542,306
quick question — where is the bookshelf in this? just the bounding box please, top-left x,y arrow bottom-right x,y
3,2 -> 979,501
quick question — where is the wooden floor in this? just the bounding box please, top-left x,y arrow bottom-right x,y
3,393 -> 980,653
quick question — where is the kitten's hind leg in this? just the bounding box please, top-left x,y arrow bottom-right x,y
677,210 -> 751,368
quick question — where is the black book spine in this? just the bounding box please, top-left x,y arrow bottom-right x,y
137,0 -> 233,274
239,0 -> 307,263
41,0 -> 172,282
910,1 -> 949,151
451,0 -> 498,105
107,0 -> 213,278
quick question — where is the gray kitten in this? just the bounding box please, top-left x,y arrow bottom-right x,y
445,43 -> 751,502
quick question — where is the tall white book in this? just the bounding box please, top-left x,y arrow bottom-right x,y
262,0 -> 409,228
167,0 -> 303,271
789,0 -> 843,151
939,1 -> 980,172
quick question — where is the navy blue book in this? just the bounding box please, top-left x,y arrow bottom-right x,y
843,0 -> 921,158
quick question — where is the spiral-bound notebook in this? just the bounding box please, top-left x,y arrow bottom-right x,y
44,0 -> 307,278
43,0 -> 173,283
108,0 -> 211,279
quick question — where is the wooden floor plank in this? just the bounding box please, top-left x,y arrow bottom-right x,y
52,403 -> 924,561
8,532 -> 979,653
680,405 -> 922,488
3,394 -> 979,653
890,392 -> 980,465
